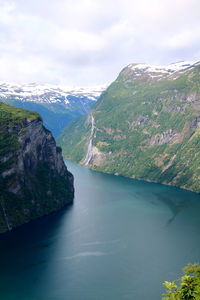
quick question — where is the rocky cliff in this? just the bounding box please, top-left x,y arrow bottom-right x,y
0,103 -> 74,233
58,61 -> 200,193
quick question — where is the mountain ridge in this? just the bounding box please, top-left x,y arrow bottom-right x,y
127,60 -> 200,75
58,60 -> 200,193
0,82 -> 107,137
0,82 -> 106,103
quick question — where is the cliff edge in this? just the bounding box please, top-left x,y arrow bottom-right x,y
0,103 -> 74,233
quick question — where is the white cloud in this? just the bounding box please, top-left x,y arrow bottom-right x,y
0,0 -> 199,86
162,29 -> 200,50
0,2 -> 16,24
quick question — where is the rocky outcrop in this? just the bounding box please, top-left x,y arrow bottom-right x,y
165,105 -> 183,113
0,103 -> 74,233
190,116 -> 200,130
86,145 -> 109,167
132,115 -> 149,127
149,129 -> 181,146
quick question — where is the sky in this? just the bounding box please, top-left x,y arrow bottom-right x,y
0,0 -> 200,86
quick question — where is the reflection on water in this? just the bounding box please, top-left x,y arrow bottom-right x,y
0,160 -> 200,300
155,192 -> 189,224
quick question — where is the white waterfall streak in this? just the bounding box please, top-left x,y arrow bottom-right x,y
84,114 -> 94,165
0,200 -> 11,231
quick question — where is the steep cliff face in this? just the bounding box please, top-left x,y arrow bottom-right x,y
0,103 -> 74,233
58,61 -> 200,193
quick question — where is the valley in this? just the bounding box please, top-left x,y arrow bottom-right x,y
0,82 -> 106,137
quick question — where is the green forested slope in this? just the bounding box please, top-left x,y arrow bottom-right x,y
58,62 -> 200,193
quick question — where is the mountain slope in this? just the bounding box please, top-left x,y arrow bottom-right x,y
58,61 -> 200,193
0,103 -> 74,233
0,82 -> 106,137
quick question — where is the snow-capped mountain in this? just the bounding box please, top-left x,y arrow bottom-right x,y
0,82 -> 106,104
57,60 -> 200,193
127,61 -> 200,79
0,82 -> 107,137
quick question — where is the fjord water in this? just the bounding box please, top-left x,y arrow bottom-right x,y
1,161 -> 200,300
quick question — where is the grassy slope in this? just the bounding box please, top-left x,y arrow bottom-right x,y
0,99 -> 85,138
58,64 -> 200,193
0,102 -> 40,155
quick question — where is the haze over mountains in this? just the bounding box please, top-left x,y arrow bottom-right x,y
58,60 -> 200,193
0,82 -> 106,137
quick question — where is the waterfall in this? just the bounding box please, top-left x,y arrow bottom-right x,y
0,200 -> 11,231
84,114 -> 94,166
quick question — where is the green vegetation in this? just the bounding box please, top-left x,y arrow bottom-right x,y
163,264 -> 200,299
1,95 -> 94,137
0,103 -> 73,233
0,102 -> 41,123
0,102 -> 40,161
57,115 -> 91,162
58,63 -> 200,193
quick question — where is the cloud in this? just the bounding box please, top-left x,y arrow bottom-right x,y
162,29 -> 200,50
0,0 -> 200,86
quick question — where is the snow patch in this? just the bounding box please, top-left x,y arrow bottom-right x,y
0,82 -> 107,104
128,61 -> 200,77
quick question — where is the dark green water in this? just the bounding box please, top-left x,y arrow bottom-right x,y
1,161 -> 200,300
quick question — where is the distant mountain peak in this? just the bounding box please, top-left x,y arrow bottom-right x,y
0,82 -> 107,103
127,61 -> 200,78
0,82 -> 107,137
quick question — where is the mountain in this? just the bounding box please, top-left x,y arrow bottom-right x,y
0,103 -> 74,233
0,82 -> 106,137
57,60 -> 200,193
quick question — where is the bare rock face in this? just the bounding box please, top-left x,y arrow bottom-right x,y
190,116 -> 200,130
149,129 -> 181,146
0,103 -> 74,233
